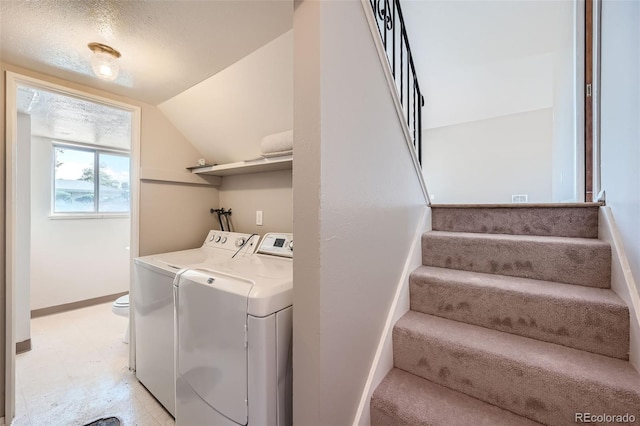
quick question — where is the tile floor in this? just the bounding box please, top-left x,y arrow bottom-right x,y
13,302 -> 175,426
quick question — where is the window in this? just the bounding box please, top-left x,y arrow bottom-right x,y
53,144 -> 130,214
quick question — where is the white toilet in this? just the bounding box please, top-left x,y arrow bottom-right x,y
112,294 -> 130,343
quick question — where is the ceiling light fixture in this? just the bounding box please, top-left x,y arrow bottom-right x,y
88,42 -> 121,81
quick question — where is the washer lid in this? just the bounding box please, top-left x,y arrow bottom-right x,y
133,231 -> 260,272
134,249 -> 208,277
175,269 -> 253,425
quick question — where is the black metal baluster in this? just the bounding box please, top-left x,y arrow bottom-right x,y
415,81 -> 419,150
369,0 -> 424,168
413,82 -> 417,148
406,38 -> 410,129
418,93 -> 423,165
371,0 -> 377,35
400,42 -> 404,106
383,0 -> 387,51
392,0 -> 396,78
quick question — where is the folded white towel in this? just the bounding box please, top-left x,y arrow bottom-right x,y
261,150 -> 293,159
260,130 -> 293,154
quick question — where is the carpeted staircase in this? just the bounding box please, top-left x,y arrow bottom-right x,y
371,204 -> 640,425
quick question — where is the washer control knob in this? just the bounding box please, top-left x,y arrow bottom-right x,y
215,235 -> 222,243
209,234 -> 216,242
235,237 -> 246,248
221,236 -> 227,244
288,241 -> 294,251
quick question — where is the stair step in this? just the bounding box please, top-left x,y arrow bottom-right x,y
422,231 -> 611,288
393,312 -> 640,425
371,368 -> 541,426
409,266 -> 629,359
431,204 -> 600,238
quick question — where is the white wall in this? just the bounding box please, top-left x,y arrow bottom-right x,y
16,113 -> 31,343
293,1 -> 427,424
552,0 -> 581,203
159,30 -> 293,165
600,0 -> 640,291
424,109 -> 553,204
403,0 -> 578,203
422,53 -> 554,130
218,170 -> 292,235
158,30 -> 294,238
29,137 -> 130,310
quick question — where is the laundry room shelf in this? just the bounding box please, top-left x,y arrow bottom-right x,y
189,155 -> 292,177
141,168 -> 221,186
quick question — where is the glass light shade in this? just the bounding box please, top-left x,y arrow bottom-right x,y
91,51 -> 120,81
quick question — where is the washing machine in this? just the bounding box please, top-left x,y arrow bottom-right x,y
174,232 -> 293,426
133,230 -> 260,416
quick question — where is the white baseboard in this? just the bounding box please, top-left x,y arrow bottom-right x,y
598,206 -> 640,371
352,206 -> 431,426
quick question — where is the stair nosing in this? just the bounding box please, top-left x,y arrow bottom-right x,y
423,230 -> 610,246
430,203 -> 604,209
410,265 -> 626,309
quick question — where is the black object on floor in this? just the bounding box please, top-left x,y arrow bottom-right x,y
84,417 -> 120,426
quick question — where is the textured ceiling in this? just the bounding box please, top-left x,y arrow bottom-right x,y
17,85 -> 132,149
1,0 -> 293,105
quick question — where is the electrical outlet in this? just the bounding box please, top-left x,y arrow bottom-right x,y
511,194 -> 528,203
256,210 -> 263,226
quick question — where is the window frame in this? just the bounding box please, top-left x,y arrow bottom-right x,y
51,141 -> 131,218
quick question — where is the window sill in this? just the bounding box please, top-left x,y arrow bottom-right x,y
49,213 -> 130,220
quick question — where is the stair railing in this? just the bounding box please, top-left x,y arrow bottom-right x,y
369,0 -> 424,165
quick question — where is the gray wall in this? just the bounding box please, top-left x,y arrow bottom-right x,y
293,1 -> 427,424
15,114 -> 30,345
600,0 -> 640,291
219,170 -> 292,236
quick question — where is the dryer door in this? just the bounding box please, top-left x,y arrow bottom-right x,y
176,269 -> 253,425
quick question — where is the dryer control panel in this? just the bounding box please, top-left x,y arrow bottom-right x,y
257,233 -> 293,258
202,231 -> 258,253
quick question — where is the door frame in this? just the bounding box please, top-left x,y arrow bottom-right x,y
585,0 -> 594,202
579,0 -> 602,203
589,0 -> 603,201
4,71 -> 141,422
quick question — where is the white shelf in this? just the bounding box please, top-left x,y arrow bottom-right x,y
190,155 -> 292,177
141,168 -> 221,186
